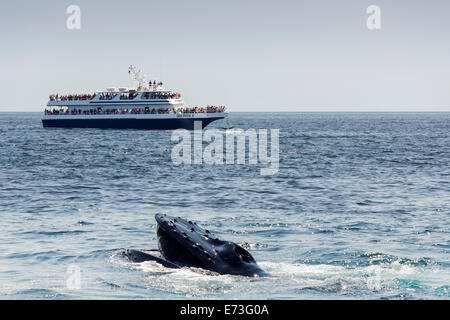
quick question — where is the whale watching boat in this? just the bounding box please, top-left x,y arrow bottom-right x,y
42,66 -> 227,130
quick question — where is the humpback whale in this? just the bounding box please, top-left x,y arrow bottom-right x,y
123,214 -> 265,277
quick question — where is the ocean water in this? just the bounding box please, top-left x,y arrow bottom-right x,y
0,112 -> 449,300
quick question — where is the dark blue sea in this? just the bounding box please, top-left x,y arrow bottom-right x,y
0,112 -> 449,299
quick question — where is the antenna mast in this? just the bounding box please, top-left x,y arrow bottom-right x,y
128,65 -> 148,91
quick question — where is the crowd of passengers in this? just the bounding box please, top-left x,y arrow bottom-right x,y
178,106 -> 227,113
49,93 -> 96,101
141,92 -> 181,99
45,105 -> 226,115
49,91 -> 182,101
120,92 -> 138,100
99,93 -> 117,100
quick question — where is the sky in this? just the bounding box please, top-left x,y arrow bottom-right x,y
0,0 -> 449,112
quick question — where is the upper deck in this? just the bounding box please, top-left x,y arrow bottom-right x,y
48,89 -> 183,107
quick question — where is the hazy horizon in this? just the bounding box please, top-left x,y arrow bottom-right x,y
1,0 -> 449,112
2,110 -> 450,114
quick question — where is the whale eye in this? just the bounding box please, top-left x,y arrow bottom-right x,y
190,228 -> 195,232
202,234 -> 209,241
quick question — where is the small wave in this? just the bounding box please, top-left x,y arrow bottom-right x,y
75,220 -> 94,226
360,252 -> 434,267
19,230 -> 90,236
13,288 -> 66,299
356,200 -> 386,206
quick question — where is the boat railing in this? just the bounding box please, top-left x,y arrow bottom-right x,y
44,106 -> 226,116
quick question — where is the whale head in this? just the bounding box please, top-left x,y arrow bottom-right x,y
155,213 -> 264,277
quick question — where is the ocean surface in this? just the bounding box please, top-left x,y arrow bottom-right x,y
0,112 -> 449,300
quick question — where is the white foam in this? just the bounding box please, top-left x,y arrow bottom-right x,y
111,252 -> 449,298
260,261 -> 347,277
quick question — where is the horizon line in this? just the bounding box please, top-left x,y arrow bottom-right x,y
1,110 -> 450,113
